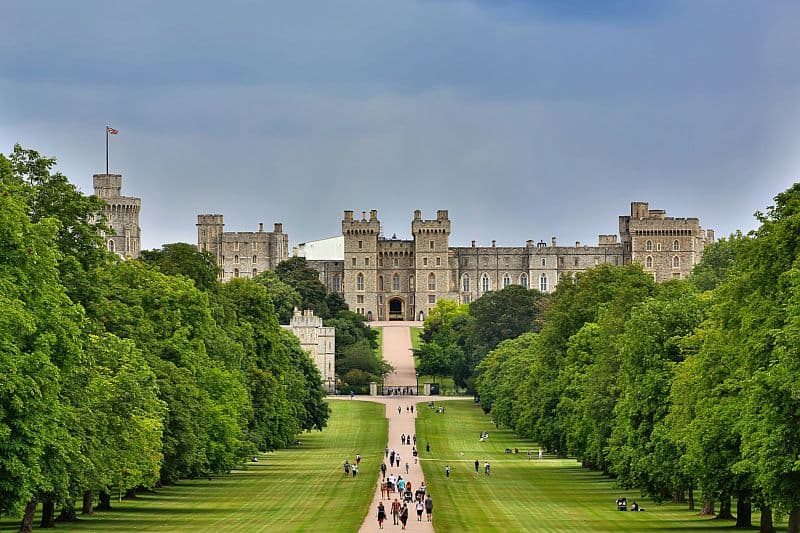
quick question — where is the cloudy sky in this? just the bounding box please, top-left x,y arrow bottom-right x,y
2,1 -> 799,250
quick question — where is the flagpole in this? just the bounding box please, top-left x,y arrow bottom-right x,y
106,126 -> 109,174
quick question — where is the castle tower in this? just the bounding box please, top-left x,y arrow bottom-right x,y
412,210 -> 452,321
94,173 -> 141,259
197,214 -> 225,268
342,210 -> 380,319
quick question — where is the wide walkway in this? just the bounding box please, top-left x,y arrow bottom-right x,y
354,322 -> 435,532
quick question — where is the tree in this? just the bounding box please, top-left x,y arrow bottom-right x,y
140,243 -> 220,292
253,270 -> 302,324
275,257 -> 331,317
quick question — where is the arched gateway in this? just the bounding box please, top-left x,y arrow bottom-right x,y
388,298 -> 404,321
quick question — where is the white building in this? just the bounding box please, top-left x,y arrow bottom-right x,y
283,309 -> 335,393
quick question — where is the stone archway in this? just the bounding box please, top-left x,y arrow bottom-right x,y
388,298 -> 404,321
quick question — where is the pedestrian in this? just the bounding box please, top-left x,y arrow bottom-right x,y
426,441 -> 430,453
356,453 -> 361,465
352,464 -> 358,478
381,461 -> 387,479
398,405 -> 401,415
401,434 -> 406,446
411,405 -> 414,414
377,502 -> 386,529
344,460 -> 350,477
527,449 -> 532,461
415,499 -> 424,521
380,481 -> 387,500
350,390 -> 354,399
405,462 -> 409,474
425,494 -> 433,521
385,446 -> 389,458
391,498 -> 401,526
445,464 -> 451,478
400,502 -> 409,530
474,459 -> 479,473
538,447 -> 543,461
484,462 -> 490,476
397,476 -> 405,493
413,434 -> 417,445
390,451 -> 395,465
396,455 -> 401,468
406,405 -> 409,412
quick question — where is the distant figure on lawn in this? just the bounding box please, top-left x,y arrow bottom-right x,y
344,460 -> 350,476
426,441 -> 430,453
356,453 -> 361,465
474,459 -> 479,473
445,464 -> 451,478
352,464 -> 358,478
484,462 -> 491,475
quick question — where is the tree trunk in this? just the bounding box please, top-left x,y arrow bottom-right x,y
19,501 -> 37,533
717,495 -> 734,520
787,507 -> 800,533
688,487 -> 695,511
40,498 -> 56,528
672,490 -> 686,503
57,501 -> 78,522
700,497 -> 715,517
82,490 -> 94,515
759,505 -> 775,533
734,497 -> 751,528
124,487 -> 137,499
97,490 -> 112,511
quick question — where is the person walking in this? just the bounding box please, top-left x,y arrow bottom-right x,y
474,459 -> 479,473
381,461 -> 387,479
356,453 -> 361,466
411,405 -> 414,414
396,454 -> 401,468
377,502 -> 386,529
446,464 -> 451,478
484,462 -> 490,476
385,446 -> 389,458
413,434 -> 416,445
391,498 -> 401,526
425,494 -> 433,521
344,460 -> 350,477
380,481 -> 387,500
401,434 -> 406,446
527,449 -> 532,461
352,464 -> 358,478
538,447 -> 543,461
390,450 -> 395,466
398,405 -> 401,415
400,502 -> 409,530
415,499 -> 424,521
426,441 -> 430,453
405,462 -> 409,475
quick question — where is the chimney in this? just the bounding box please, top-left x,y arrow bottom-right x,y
576,241 -> 580,248
471,240 -> 476,247
370,209 -> 378,221
361,211 -> 367,220
414,210 -> 422,220
437,210 -> 448,220
491,240 -> 496,247
259,222 -> 264,232
706,229 -> 715,242
274,223 -> 283,233
526,239 -> 534,247
344,210 -> 354,221
551,237 -> 557,247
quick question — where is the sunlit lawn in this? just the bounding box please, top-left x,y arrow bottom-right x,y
416,400 -> 763,532
1,400 -> 386,533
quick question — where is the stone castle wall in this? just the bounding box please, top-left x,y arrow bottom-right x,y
93,173 -> 141,259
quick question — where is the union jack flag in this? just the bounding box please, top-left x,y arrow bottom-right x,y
106,126 -> 118,134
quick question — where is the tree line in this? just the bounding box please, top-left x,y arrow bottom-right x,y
419,183 -> 800,533
0,146 -> 333,532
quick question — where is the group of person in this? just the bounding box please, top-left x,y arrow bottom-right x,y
377,480 -> 432,529
343,453 -> 362,478
386,386 -> 416,396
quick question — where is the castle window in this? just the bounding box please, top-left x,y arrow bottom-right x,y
428,273 -> 436,291
463,294 -> 471,304
503,273 -> 511,288
428,295 -> 436,304
429,240 -> 434,250
234,268 -> 240,278
520,273 -> 528,289
436,257 -> 441,266
352,257 -> 356,266
646,240 -> 653,252
541,258 -> 546,267
252,255 -> 257,264
462,275 -> 470,292
365,258 -> 369,266
539,273 -> 548,292
358,240 -> 363,249
357,273 -> 364,291
423,257 -> 428,266
234,242 -> 240,251
393,258 -> 399,267
333,274 -> 341,292
108,240 -> 115,252
656,243 -> 662,251
252,268 -> 257,277
378,276 -> 384,291
574,257 -> 579,267
672,272 -> 681,279
646,256 -> 653,269
379,295 -> 384,304
357,295 -> 364,303
234,255 -> 239,264
481,273 -> 490,292
409,276 -> 415,290
393,273 -> 400,291
673,240 -> 680,251
673,256 -> 680,268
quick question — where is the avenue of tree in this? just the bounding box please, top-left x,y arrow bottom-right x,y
0,145 -> 355,532
415,183 -> 800,533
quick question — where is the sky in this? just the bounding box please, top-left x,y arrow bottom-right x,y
2,0 -> 799,251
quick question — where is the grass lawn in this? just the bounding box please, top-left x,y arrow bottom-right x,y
416,400 -> 764,532
410,326 -> 422,351
1,401 -> 387,533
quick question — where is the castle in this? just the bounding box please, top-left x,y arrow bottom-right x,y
301,202 -> 713,322
282,309 -> 336,393
93,173 -> 141,259
196,215 -> 288,282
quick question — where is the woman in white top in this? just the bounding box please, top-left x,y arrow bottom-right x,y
415,500 -> 424,521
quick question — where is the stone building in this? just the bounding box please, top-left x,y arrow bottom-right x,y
306,202 -> 712,321
93,173 -> 141,259
283,309 -> 336,393
196,215 -> 288,282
